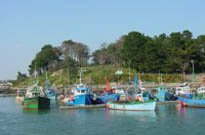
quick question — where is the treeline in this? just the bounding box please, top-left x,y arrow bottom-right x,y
28,40 -> 89,78
18,30 -> 205,82
93,30 -> 205,75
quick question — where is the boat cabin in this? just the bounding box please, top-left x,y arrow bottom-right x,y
176,85 -> 191,95
26,88 -> 45,98
114,87 -> 125,94
17,89 -> 25,97
197,87 -> 205,94
72,84 -> 91,96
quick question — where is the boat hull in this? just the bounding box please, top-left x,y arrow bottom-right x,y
23,97 -> 50,110
107,101 -> 156,111
97,94 -> 119,103
45,90 -> 57,100
16,96 -> 24,103
178,97 -> 205,108
47,95 -> 57,100
67,94 -> 94,106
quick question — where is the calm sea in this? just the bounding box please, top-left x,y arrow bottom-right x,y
0,97 -> 205,135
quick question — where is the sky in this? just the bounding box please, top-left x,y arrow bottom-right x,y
0,0 -> 205,80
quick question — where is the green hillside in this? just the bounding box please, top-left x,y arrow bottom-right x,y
13,65 -> 182,88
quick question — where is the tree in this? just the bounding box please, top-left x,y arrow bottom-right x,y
59,40 -> 89,66
165,31 -> 199,75
122,31 -> 150,71
92,38 -> 125,66
17,72 -> 27,81
29,45 -> 60,75
144,34 -> 167,72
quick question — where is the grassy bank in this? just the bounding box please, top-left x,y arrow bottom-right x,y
13,65 -> 189,88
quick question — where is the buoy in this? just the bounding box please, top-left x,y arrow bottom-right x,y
183,102 -> 187,107
68,96 -> 74,101
106,104 -> 110,108
179,101 -> 183,105
127,96 -> 131,101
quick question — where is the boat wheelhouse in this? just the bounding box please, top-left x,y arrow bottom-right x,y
197,86 -> 205,94
23,83 -> 50,110
67,83 -> 94,106
176,83 -> 191,96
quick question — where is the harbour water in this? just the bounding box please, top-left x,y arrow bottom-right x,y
0,97 -> 205,135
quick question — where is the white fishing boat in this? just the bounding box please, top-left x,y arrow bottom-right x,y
107,100 -> 156,111
16,89 -> 25,103
197,86 -> 205,94
175,83 -> 191,96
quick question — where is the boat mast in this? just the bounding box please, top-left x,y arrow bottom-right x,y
191,60 -> 195,85
129,60 -> 131,83
34,62 -> 37,79
67,67 -> 70,84
159,70 -> 161,86
79,59 -> 83,84
134,73 -> 138,93
80,70 -> 82,84
46,70 -> 48,80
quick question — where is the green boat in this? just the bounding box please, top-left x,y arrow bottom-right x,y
23,84 -> 50,110
24,96 -> 50,110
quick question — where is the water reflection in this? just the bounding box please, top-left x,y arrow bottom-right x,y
23,109 -> 50,114
50,99 -> 58,108
107,109 -> 156,118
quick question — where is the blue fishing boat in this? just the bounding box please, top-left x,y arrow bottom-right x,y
45,88 -> 57,100
67,83 -> 94,106
97,93 -> 119,103
44,74 -> 57,100
67,72 -> 94,106
97,78 -> 120,103
155,86 -> 171,102
178,94 -> 205,108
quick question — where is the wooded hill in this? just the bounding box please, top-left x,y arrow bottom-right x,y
14,30 -> 205,86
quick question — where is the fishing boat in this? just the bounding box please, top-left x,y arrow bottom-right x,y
178,86 -> 205,108
176,82 -> 192,96
16,89 -> 25,103
97,79 -> 119,104
154,86 -> 177,102
23,82 -> 50,110
107,100 -> 156,111
67,72 -> 94,106
106,75 -> 156,111
197,86 -> 205,94
178,94 -> 205,108
97,69 -> 128,104
44,80 -> 57,100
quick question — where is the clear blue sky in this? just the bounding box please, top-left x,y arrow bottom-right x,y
0,0 -> 205,80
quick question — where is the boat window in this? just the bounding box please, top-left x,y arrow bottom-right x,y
81,90 -> 85,93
